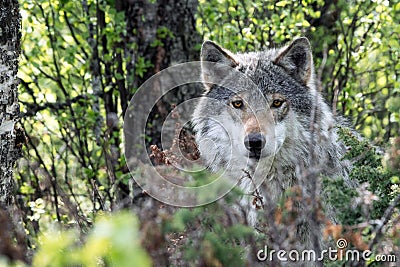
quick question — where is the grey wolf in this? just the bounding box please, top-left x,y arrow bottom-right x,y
192,37 -> 353,247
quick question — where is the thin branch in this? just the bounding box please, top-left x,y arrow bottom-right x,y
368,193 -> 400,251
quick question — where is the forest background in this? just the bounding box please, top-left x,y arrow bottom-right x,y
0,0 -> 399,266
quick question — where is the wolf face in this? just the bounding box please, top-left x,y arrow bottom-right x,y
194,38 -> 329,173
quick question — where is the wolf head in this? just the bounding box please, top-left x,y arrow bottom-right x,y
192,38 -> 338,180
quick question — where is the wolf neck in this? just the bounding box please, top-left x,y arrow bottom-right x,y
247,110 -> 346,198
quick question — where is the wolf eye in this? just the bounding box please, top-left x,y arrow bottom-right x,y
232,100 -> 243,109
272,99 -> 284,108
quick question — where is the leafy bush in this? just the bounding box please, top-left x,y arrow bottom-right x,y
33,212 -> 151,267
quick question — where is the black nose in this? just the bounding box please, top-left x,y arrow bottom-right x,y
244,133 -> 266,152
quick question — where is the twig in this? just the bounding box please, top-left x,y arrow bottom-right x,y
368,193 -> 400,250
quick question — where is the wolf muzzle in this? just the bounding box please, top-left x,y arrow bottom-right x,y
244,133 -> 266,158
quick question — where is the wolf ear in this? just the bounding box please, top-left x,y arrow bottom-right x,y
201,41 -> 238,90
274,37 -> 314,85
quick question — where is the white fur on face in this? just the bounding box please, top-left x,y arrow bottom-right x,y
217,111 -> 248,156
197,106 -> 286,171
273,120 -> 287,153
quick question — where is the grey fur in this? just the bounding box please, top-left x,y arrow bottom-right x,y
192,38 -> 353,249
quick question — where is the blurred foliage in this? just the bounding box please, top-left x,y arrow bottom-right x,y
9,0 -> 400,265
32,211 -> 151,267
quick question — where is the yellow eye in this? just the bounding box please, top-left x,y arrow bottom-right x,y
232,100 -> 243,109
272,99 -> 284,108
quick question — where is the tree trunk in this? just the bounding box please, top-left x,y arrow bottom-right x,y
123,0 -> 202,159
0,0 -> 22,207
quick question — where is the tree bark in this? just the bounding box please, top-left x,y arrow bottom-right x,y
123,0 -> 202,159
0,0 -> 22,207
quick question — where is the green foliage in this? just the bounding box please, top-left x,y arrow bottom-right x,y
323,177 -> 361,225
197,0 -> 324,50
135,56 -> 154,78
337,127 -> 399,219
324,126 -> 399,227
164,204 -> 253,266
18,0 -> 131,237
32,212 -> 151,267
13,0 -> 399,265
332,1 -> 400,142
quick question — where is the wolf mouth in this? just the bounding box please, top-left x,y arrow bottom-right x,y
248,151 -> 262,160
